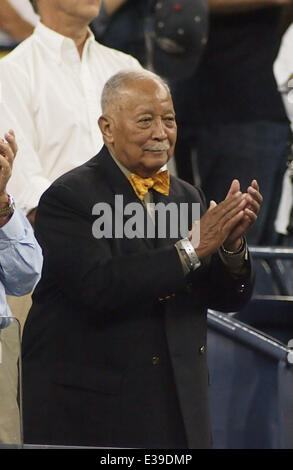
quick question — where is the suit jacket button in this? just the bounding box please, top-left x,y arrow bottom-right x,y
238,284 -> 245,293
152,355 -> 160,366
199,345 -> 206,355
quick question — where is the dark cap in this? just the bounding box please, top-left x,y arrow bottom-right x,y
150,0 -> 209,81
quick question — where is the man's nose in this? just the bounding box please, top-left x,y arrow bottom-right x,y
152,119 -> 168,140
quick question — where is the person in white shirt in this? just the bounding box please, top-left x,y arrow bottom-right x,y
0,0 -> 142,225
273,23 -> 293,238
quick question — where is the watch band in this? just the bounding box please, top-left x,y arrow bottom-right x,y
179,237 -> 201,271
0,194 -> 15,218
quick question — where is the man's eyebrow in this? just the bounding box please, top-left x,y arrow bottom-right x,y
133,108 -> 175,116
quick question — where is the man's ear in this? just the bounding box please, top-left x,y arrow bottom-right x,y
98,115 -> 114,144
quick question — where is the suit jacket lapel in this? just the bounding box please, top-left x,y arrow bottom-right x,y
92,146 -> 155,249
152,182 -> 185,248
91,148 -> 192,249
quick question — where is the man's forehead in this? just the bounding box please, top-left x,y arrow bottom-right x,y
118,81 -> 174,111
131,101 -> 175,116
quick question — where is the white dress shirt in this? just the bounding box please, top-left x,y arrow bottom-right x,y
0,22 -> 142,213
273,23 -> 293,235
0,206 -> 42,327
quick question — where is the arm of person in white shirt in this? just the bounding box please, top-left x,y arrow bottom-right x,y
274,20 -> 293,89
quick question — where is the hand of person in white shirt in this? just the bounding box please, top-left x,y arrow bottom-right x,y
0,129 -> 17,226
0,129 -> 17,193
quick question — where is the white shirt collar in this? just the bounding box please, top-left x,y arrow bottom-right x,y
34,22 -> 96,63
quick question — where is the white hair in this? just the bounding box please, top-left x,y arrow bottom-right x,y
101,69 -> 171,114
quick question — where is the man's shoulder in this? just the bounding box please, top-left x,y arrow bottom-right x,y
0,33 -> 35,62
39,151 -> 110,211
0,33 -> 38,75
51,154 -> 102,188
90,38 -> 142,68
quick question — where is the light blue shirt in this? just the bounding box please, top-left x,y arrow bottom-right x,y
0,206 -> 43,328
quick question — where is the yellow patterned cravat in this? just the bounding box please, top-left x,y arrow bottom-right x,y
128,170 -> 170,200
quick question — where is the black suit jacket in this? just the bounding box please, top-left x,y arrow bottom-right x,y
22,146 -> 254,449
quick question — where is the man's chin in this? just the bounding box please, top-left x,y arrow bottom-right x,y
80,5 -> 101,22
144,151 -> 169,163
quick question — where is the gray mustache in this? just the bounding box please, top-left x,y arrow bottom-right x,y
144,145 -> 170,151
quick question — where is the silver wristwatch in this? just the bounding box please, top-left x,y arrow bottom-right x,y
179,237 -> 201,271
0,194 -> 15,218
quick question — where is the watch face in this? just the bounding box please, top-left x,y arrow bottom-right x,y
8,194 -> 15,207
0,195 -> 15,217
0,207 -> 13,216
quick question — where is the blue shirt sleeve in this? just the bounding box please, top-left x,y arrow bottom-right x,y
0,205 -> 43,297
0,281 -> 12,327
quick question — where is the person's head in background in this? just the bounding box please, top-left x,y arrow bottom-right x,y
29,0 -> 101,52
